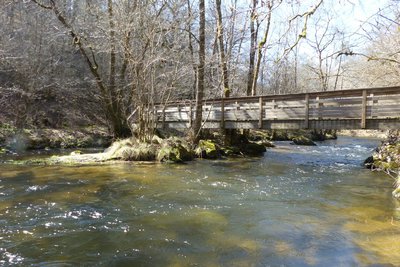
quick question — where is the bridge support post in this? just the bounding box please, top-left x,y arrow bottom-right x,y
305,93 -> 309,129
258,97 -> 263,129
361,89 -> 367,129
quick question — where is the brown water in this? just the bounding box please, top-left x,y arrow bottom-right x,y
1,137 -> 399,266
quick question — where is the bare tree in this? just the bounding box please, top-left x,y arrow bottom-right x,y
215,0 -> 230,97
192,0 -> 206,141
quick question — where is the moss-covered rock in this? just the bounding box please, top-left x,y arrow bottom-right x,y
247,130 -> 271,142
220,146 -> 242,157
270,130 -> 289,141
291,136 -> 316,146
195,140 -> 221,159
157,137 -> 193,163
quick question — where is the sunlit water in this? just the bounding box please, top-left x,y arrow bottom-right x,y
1,136 -> 400,266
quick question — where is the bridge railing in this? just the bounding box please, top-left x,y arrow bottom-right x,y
153,86 -> 400,129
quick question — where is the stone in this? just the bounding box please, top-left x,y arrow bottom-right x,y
291,136 -> 316,146
195,140 -> 221,159
239,142 -> 266,156
364,156 -> 374,169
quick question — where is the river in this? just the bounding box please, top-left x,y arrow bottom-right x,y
1,136 -> 399,266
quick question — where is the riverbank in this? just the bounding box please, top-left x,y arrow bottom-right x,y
0,124 -> 112,152
338,129 -> 388,139
7,134 -> 271,166
365,130 -> 400,198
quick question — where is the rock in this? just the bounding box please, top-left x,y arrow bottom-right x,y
195,140 -> 221,159
157,138 -> 193,163
256,140 -> 275,148
247,130 -> 270,142
310,130 -> 326,141
270,130 -> 289,141
239,142 -> 266,156
220,146 -> 241,157
291,136 -> 316,146
364,156 -> 374,169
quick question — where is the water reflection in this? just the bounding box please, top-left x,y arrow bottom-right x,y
0,137 -> 399,266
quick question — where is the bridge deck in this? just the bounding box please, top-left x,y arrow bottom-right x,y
148,86 -> 400,130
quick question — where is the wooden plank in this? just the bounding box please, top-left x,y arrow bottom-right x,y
310,106 -> 362,112
271,100 -> 306,108
309,97 -> 362,106
371,95 -> 400,102
225,111 -> 259,120
361,89 -> 367,128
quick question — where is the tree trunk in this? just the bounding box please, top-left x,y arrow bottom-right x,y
216,0 -> 230,98
32,0 -> 131,139
247,0 -> 258,96
251,0 -> 273,96
192,0 -> 206,142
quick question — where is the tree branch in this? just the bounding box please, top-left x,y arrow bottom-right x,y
281,0 -> 324,59
338,51 -> 400,64
30,0 -> 52,10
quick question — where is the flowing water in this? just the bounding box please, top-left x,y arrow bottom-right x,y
1,136 -> 400,266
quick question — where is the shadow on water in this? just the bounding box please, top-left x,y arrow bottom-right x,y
0,136 -> 400,266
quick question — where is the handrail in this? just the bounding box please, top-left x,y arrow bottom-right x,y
156,86 -> 400,106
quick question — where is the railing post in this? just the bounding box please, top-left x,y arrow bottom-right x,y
221,98 -> 225,129
162,105 -> 166,129
371,93 -> 376,119
189,101 -> 193,128
316,96 -> 323,120
305,93 -> 309,129
361,89 -> 367,129
177,103 -> 180,120
271,99 -> 276,119
259,96 -> 263,129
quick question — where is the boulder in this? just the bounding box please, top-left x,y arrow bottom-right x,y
256,140 -> 275,148
270,130 -> 289,141
363,156 -> 374,169
291,136 -> 316,146
239,142 -> 266,156
157,137 -> 193,163
195,140 -> 221,159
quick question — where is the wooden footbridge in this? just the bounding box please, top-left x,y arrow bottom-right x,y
150,86 -> 400,130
